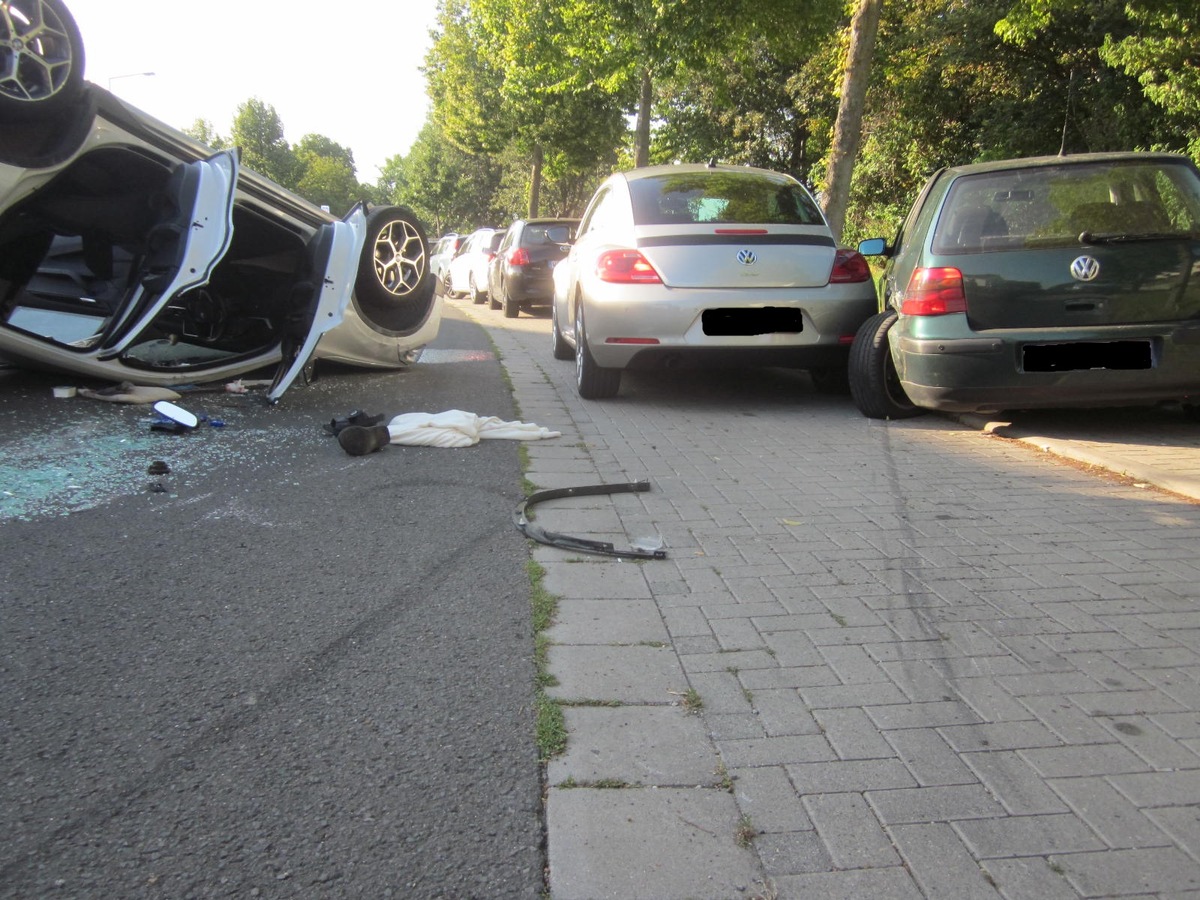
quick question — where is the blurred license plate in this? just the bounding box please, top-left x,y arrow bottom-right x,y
1022,340 -> 1152,372
702,307 -> 804,336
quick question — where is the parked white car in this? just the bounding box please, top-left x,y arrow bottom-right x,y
0,0 -> 440,401
446,227 -> 504,304
430,233 -> 463,294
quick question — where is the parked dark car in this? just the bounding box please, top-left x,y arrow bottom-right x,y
849,152 -> 1200,419
487,218 -> 579,318
0,0 -> 439,401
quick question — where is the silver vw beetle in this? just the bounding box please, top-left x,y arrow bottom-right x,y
0,0 -> 440,401
550,163 -> 877,399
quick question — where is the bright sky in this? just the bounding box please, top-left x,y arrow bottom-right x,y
65,0 -> 441,182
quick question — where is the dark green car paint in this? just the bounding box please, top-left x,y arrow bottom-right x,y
860,152 -> 1200,413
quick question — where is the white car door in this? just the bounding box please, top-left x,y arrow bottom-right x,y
266,204 -> 366,401
100,150 -> 239,355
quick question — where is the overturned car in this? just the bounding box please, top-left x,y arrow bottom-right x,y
0,0 -> 440,401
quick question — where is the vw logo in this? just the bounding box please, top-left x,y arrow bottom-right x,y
1070,255 -> 1101,282
736,249 -> 757,266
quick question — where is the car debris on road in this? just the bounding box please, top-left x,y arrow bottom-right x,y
333,409 -> 563,456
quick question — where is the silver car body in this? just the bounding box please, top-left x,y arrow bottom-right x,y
551,164 -> 878,395
0,1 -> 440,400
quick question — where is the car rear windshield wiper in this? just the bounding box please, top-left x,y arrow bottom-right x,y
1079,230 -> 1195,245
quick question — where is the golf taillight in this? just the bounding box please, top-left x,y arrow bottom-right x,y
901,267 -> 967,315
596,250 -> 662,284
509,247 -> 530,266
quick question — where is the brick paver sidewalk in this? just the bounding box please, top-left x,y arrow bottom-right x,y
469,302 -> 1200,899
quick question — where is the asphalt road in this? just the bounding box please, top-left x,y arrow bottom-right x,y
0,307 -> 543,898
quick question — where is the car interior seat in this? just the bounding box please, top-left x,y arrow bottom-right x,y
657,194 -> 693,224
1120,200 -> 1171,233
1069,202 -> 1125,235
946,205 -> 1009,249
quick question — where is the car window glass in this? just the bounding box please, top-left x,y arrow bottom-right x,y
629,171 -> 825,226
545,224 -> 574,243
933,160 -> 1200,253
894,170 -> 947,254
499,228 -> 516,252
580,187 -> 616,236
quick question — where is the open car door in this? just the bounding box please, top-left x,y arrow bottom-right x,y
266,203 -> 367,402
98,150 -> 238,356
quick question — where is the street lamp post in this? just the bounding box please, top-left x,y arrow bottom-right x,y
107,71 -> 156,91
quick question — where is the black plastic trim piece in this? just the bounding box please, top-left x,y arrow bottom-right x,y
638,234 -> 835,248
514,481 -> 667,559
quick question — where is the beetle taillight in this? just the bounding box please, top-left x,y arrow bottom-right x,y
829,248 -> 872,284
901,267 -> 967,315
596,250 -> 662,284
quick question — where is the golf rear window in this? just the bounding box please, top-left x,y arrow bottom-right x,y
630,171 -> 825,227
932,159 -> 1200,253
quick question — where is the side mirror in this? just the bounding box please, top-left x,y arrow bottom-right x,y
857,237 -> 889,257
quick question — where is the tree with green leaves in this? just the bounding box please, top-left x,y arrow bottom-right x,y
230,98 -> 296,187
289,134 -> 361,215
821,0 -> 1192,243
1101,0 -> 1199,156
184,118 -> 226,150
294,154 -> 360,216
426,0 -> 626,217
294,134 -> 356,173
378,120 -> 502,234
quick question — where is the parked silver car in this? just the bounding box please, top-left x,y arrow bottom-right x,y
0,0 -> 440,401
550,163 -> 878,398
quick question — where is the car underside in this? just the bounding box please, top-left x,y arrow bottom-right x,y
1,0 -> 440,399
1,144 -> 325,372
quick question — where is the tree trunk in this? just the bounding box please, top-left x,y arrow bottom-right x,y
635,68 -> 653,168
823,0 -> 883,243
529,144 -> 543,218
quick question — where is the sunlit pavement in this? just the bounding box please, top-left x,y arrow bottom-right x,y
456,294 -> 1200,899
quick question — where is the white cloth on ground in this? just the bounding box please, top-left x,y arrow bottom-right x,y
386,409 -> 561,448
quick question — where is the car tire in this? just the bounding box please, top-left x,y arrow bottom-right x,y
0,0 -> 86,120
551,302 -> 572,360
470,274 -> 486,305
848,311 -> 923,419
354,205 -> 436,332
575,304 -> 620,399
502,288 -> 519,318
810,365 -> 851,395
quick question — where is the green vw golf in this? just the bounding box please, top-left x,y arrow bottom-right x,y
849,152 -> 1200,418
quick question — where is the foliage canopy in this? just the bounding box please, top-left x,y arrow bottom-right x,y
186,0 -> 1198,243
